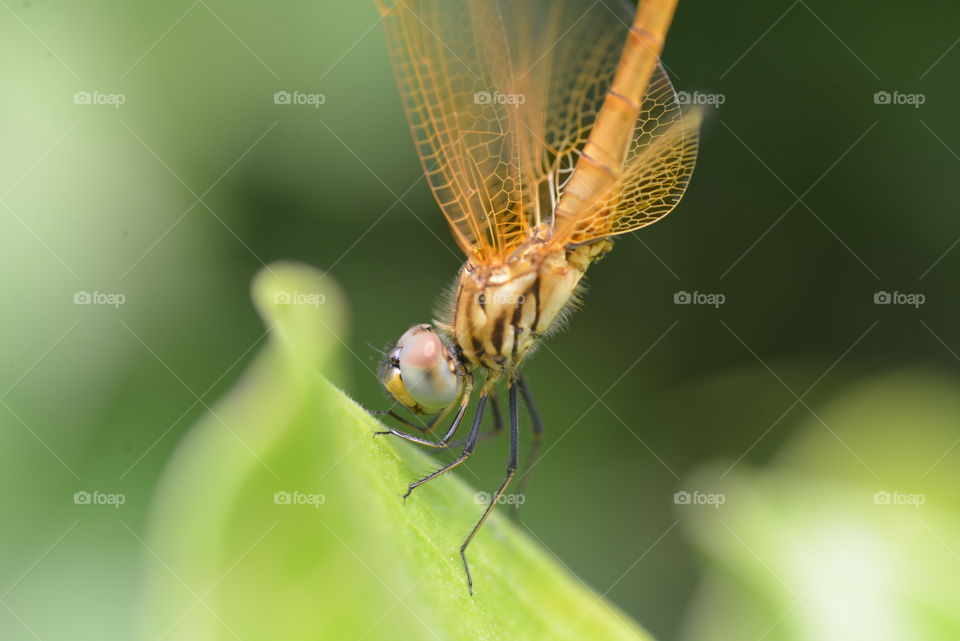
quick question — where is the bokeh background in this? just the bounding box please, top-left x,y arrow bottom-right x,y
2,1 -> 959,640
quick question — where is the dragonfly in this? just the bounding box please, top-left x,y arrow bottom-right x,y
372,0 -> 699,593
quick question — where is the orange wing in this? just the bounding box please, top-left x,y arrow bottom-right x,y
551,0 -> 699,245
377,0 -> 697,258
376,0 -> 532,262
524,9 -> 625,241
556,67 -> 700,245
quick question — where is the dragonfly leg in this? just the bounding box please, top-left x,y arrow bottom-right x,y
369,408 -> 441,434
461,376 -> 520,595
511,373 -> 544,518
374,375 -> 473,448
447,392 -> 502,448
402,393 -> 488,499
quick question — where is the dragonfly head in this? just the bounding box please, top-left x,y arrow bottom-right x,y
379,324 -> 460,414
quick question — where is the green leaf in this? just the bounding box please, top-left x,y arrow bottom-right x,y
138,261 -> 653,641
676,371 -> 960,641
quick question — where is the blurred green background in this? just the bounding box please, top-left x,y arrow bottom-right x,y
2,1 -> 959,640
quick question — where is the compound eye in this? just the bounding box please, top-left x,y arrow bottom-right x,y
398,331 -> 458,410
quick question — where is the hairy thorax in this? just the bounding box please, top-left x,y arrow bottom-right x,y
447,230 -> 613,372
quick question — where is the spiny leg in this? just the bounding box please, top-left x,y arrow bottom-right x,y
485,394 -> 503,440
512,373 -> 544,518
448,393 -> 502,448
373,403 -> 464,448
377,392 -> 501,450
374,376 -> 473,448
461,377 -> 520,595
369,408 -> 441,434
403,393 -> 487,499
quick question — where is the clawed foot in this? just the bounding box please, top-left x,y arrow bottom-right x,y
460,548 -> 474,596
400,479 -> 425,501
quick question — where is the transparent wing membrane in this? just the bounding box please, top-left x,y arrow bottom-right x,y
377,0 -> 698,259
556,67 -> 701,244
377,0 -> 530,261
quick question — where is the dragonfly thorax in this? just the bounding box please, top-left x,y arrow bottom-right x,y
451,237 -> 612,372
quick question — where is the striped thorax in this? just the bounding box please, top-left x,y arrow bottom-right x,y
452,233 -> 613,372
